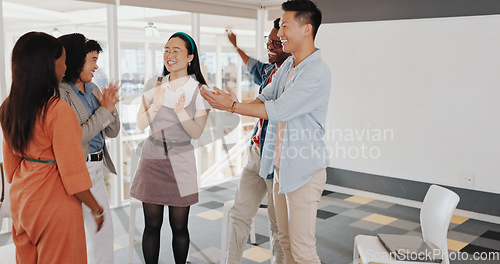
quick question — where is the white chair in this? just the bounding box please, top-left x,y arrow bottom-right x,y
0,244 -> 16,264
127,147 -> 190,263
0,162 -> 16,264
220,198 -> 273,264
353,184 -> 460,264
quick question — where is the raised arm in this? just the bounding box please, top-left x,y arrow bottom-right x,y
227,30 -> 250,65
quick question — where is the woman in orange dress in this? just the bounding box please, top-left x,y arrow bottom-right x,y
0,32 -> 105,264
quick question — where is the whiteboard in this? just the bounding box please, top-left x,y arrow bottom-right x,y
316,15 -> 500,194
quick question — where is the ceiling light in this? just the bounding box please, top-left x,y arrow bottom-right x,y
145,22 -> 160,37
51,28 -> 61,37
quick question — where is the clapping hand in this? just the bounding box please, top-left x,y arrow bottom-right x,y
175,93 -> 186,114
226,86 -> 238,102
200,85 -> 238,112
100,81 -> 120,114
152,80 -> 165,111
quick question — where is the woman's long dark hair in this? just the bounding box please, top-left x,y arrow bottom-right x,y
0,32 -> 63,156
162,32 -> 207,85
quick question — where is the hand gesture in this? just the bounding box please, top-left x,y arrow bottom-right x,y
92,206 -> 105,232
152,80 -> 165,110
99,81 -> 120,114
200,86 -> 237,111
226,29 -> 237,48
175,93 -> 186,114
226,86 -> 239,102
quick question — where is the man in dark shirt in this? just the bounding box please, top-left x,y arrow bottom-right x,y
224,18 -> 290,264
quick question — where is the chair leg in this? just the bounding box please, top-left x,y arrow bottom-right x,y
353,236 -> 359,264
250,220 -> 256,244
220,200 -> 233,264
128,203 -> 138,264
268,222 -> 274,264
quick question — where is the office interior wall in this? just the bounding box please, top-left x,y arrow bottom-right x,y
316,14 -> 500,196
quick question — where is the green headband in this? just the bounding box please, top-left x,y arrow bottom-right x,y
171,32 -> 195,53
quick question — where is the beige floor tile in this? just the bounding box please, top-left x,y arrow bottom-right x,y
242,246 -> 271,263
195,209 -> 224,221
450,215 -> 469,225
447,238 -> 468,251
113,243 -> 123,251
345,196 -> 375,205
362,213 -> 398,225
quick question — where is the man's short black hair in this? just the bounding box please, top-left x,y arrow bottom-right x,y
282,0 -> 322,39
273,18 -> 281,30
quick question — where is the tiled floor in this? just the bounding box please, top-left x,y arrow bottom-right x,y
1,180 -> 500,263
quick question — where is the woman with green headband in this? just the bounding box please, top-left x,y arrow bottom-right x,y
130,32 -> 211,264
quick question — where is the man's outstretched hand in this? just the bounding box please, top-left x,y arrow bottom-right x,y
200,86 -> 238,112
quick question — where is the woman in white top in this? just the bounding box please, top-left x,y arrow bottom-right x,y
130,32 -> 210,264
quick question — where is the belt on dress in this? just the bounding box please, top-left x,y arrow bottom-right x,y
86,151 -> 104,162
24,157 -> 56,163
148,136 -> 191,150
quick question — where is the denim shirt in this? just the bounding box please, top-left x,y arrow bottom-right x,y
257,49 -> 331,193
70,82 -> 104,153
246,58 -> 276,179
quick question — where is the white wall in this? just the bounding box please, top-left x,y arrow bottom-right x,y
316,15 -> 500,194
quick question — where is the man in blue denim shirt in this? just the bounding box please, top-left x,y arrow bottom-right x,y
202,1 -> 330,263
224,18 -> 290,264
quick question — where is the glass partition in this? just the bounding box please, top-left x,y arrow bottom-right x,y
2,0 -> 268,208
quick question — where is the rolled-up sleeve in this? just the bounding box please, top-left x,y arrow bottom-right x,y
246,57 -> 258,72
257,76 -> 278,103
264,66 -> 329,123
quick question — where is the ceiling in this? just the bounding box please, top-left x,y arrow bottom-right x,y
2,0 -> 284,45
81,0 -> 284,18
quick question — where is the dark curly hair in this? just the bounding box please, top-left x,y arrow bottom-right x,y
282,0 -> 322,39
273,18 -> 281,30
58,33 -> 102,83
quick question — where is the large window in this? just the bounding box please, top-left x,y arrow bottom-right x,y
1,1 -> 272,211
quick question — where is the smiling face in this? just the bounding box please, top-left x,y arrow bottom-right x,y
79,50 -> 99,83
55,48 -> 66,83
278,11 -> 309,54
163,37 -> 194,76
267,28 -> 290,66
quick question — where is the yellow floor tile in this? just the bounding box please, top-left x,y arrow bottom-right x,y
345,196 -> 375,205
447,238 -> 468,252
357,259 -> 383,264
450,215 -> 469,225
242,246 -> 271,263
195,209 -> 223,221
362,213 -> 398,225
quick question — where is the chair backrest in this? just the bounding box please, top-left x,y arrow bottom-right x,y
420,185 -> 460,264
